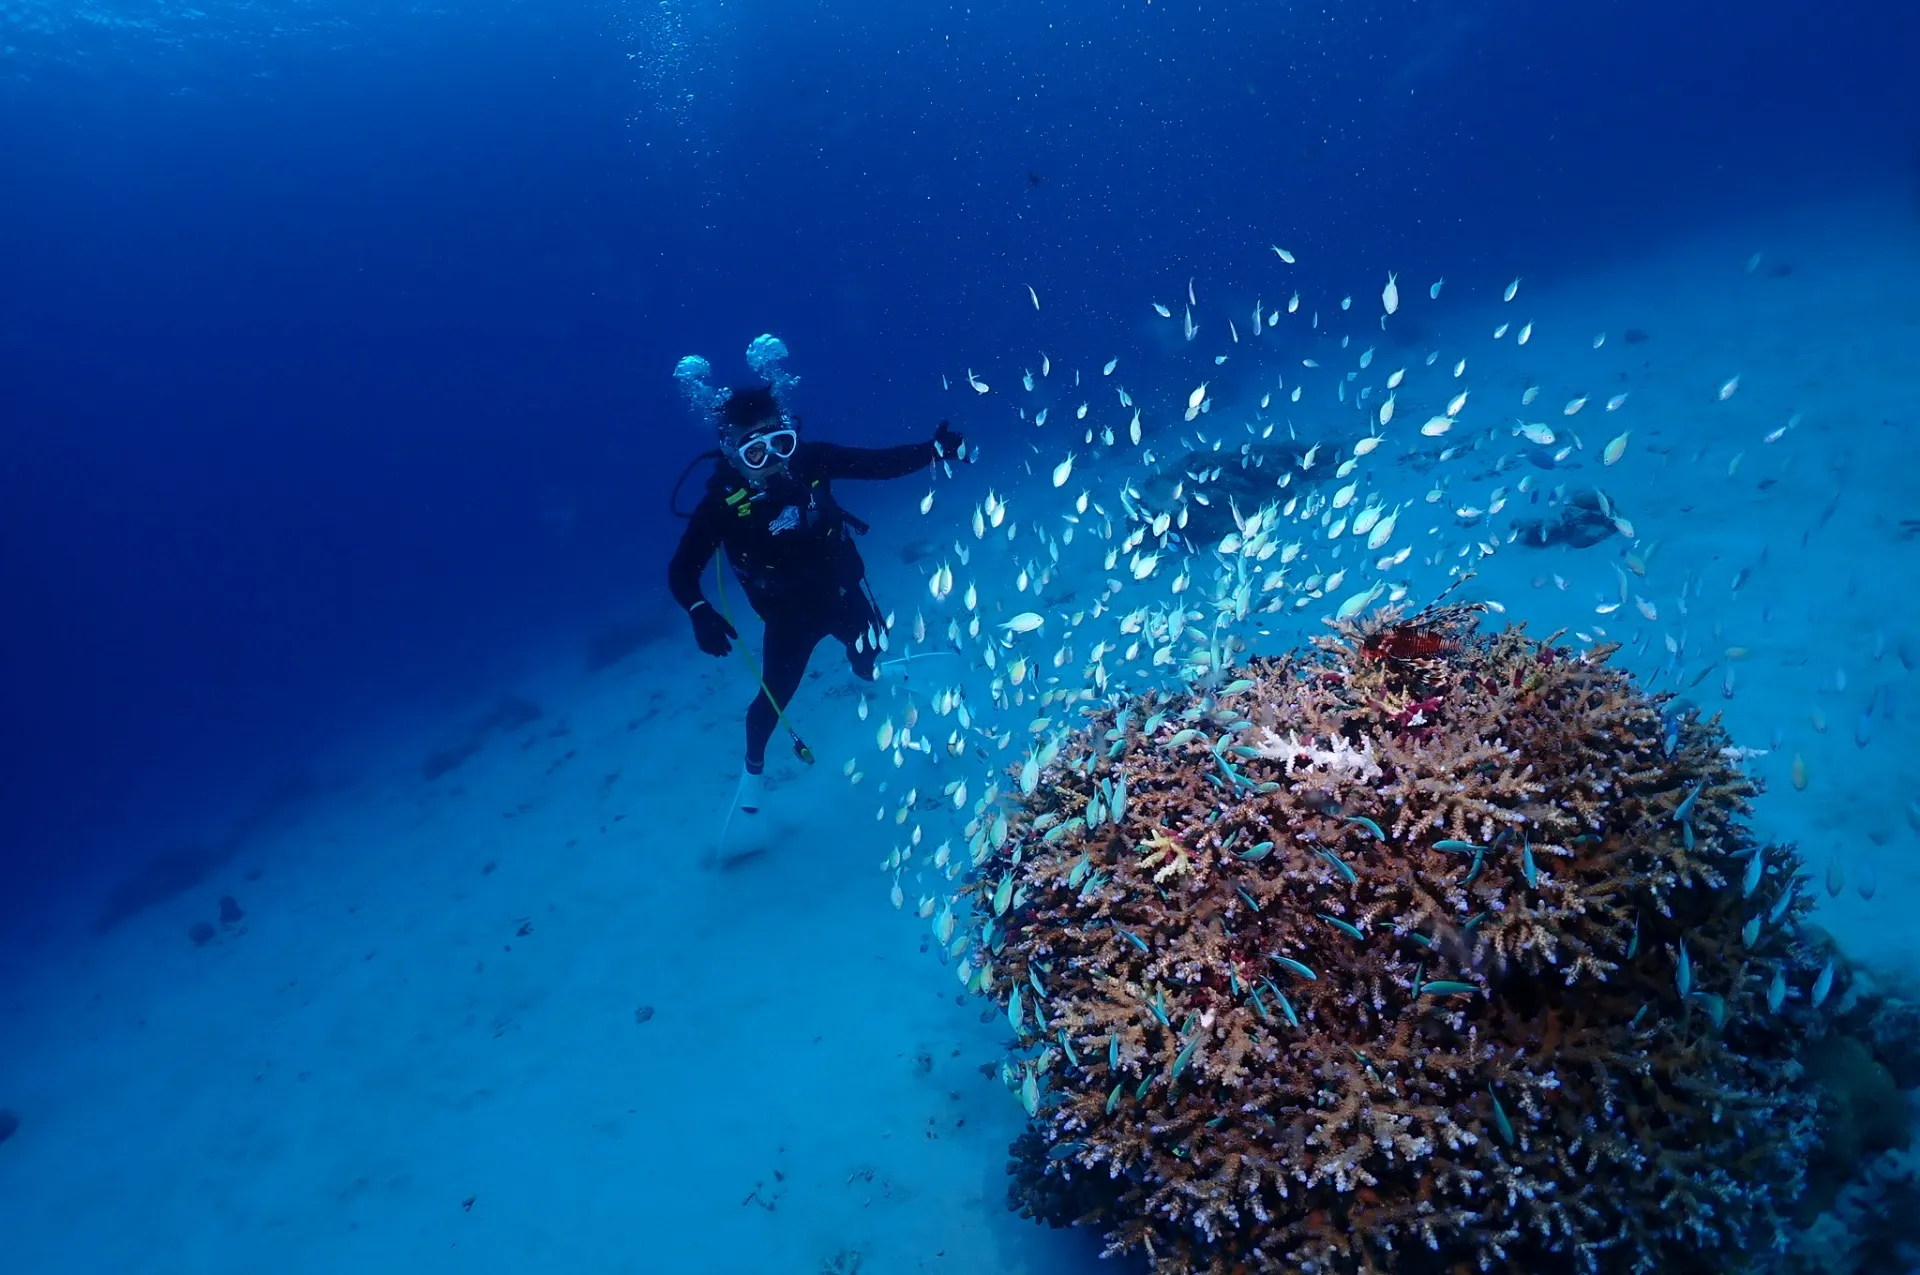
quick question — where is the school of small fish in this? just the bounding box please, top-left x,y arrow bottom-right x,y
836,240 -> 1894,1065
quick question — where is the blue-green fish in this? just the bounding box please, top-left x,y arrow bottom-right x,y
1676,940 -> 1692,999
1421,980 -> 1478,996
1344,814 -> 1386,841
1462,844 -> 1486,884
1489,1088 -> 1515,1145
1171,1035 -> 1199,1080
1261,977 -> 1300,1027
1237,840 -> 1274,861
1690,990 -> 1727,1029
1215,756 -> 1252,789
1674,780 -> 1705,824
1433,839 -> 1483,854
1009,985 -> 1026,1033
993,873 -> 1014,916
1520,840 -> 1538,889
1318,913 -> 1365,941
1742,850 -> 1764,898
1811,959 -> 1834,1008
1317,846 -> 1358,884
1270,954 -> 1318,980
1767,969 -> 1786,1013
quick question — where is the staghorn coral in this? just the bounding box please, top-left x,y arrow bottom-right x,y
963,598 -> 1833,1275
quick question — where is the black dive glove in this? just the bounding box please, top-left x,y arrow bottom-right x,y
933,419 -> 966,460
689,601 -> 737,657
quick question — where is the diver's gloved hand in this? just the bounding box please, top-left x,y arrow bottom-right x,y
689,601 -> 737,657
933,419 -> 966,460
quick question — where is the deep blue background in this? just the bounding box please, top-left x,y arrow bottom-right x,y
1,0 -> 1914,914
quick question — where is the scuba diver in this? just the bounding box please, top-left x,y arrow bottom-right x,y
667,336 -> 966,821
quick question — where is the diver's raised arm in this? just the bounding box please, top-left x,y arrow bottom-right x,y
810,421 -> 966,481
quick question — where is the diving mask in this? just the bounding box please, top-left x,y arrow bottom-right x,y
736,428 -> 798,471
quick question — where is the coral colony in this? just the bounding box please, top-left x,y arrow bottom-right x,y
958,592 -> 1832,1275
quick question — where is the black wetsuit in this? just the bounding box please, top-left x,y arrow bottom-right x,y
667,438 -> 937,772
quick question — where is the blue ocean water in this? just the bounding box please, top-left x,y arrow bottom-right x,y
2,1 -> 1918,1272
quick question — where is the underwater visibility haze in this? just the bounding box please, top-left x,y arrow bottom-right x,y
2,0 -> 1920,1272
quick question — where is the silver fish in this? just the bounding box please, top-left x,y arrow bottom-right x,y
1811,960 -> 1834,1009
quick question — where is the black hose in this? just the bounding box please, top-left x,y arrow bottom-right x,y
669,449 -> 723,518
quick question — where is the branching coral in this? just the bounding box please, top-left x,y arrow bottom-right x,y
964,599 -> 1833,1275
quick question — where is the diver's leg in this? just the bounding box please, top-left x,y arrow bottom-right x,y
744,611 -> 823,782
831,581 -> 884,681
